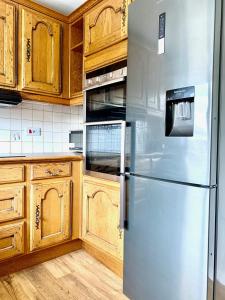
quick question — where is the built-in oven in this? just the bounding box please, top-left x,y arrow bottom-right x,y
85,62 -> 127,123
83,121 -> 127,181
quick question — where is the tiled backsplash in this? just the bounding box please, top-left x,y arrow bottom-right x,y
0,101 -> 83,154
87,124 -> 121,153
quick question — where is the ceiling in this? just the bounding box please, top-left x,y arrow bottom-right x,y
33,0 -> 87,16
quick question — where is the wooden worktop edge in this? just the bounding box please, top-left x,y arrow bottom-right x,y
0,155 -> 83,164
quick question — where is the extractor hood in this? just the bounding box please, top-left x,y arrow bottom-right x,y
0,89 -> 22,107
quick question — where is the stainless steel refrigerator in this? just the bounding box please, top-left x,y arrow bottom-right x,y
122,0 -> 224,299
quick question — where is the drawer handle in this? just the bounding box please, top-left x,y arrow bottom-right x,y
35,205 -> 40,230
45,169 -> 63,176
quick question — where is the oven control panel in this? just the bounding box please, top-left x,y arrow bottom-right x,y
85,67 -> 127,89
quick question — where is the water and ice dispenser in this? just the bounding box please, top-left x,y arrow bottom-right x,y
165,86 -> 195,137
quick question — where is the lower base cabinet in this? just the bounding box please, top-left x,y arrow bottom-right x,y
82,176 -> 123,260
0,221 -> 25,261
30,179 -> 72,251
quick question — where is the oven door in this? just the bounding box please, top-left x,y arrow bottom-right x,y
84,121 -> 126,181
85,79 -> 126,123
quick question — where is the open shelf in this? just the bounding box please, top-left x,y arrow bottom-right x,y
71,18 -> 83,49
71,41 -> 83,51
70,17 -> 84,103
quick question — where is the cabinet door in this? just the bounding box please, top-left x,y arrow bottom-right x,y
0,0 -> 16,87
30,180 -> 71,251
82,177 -> 123,259
84,0 -> 129,56
0,221 -> 24,261
0,185 -> 24,223
21,8 -> 61,95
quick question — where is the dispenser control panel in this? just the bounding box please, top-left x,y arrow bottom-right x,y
165,86 -> 195,137
166,86 -> 195,102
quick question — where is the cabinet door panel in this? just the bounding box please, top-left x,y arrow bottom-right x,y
21,8 -> 61,95
30,180 -> 71,251
0,221 -> 24,261
82,177 -> 123,259
84,0 -> 128,56
0,0 -> 16,87
0,185 -> 24,223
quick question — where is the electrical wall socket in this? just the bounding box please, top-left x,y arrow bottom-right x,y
26,128 -> 41,136
11,131 -> 21,141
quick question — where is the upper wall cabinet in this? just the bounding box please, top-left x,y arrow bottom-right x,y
21,8 -> 61,95
84,0 -> 130,56
0,0 -> 16,87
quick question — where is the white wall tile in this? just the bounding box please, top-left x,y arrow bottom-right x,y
53,112 -> 62,123
33,142 -> 43,152
22,142 -> 32,153
11,119 -> 22,130
11,108 -> 22,119
33,103 -> 44,111
53,122 -> 62,132
43,104 -> 53,112
0,108 -> 10,119
22,130 -> 32,142
22,120 -> 32,129
33,110 -> 44,121
0,100 -> 82,154
11,142 -> 22,153
22,109 -> 33,120
0,118 -> 10,130
53,132 -> 62,143
53,143 -> 62,152
22,101 -> 33,109
44,143 -> 53,153
0,142 -> 10,153
44,131 -> 52,143
0,130 -> 11,141
44,111 -> 53,122
53,105 -> 62,113
43,122 -> 53,132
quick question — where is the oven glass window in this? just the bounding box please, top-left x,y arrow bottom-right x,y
86,82 -> 126,122
86,124 -> 122,175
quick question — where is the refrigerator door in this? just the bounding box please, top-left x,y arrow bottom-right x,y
124,175 -> 215,300
127,0 -> 220,186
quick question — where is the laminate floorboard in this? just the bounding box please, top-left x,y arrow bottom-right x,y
0,250 -> 128,300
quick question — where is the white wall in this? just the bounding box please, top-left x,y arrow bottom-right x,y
0,101 -> 83,154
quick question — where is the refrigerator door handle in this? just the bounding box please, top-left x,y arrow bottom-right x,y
120,174 -> 129,230
120,121 -> 130,229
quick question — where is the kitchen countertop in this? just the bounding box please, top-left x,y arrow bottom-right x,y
0,153 -> 83,164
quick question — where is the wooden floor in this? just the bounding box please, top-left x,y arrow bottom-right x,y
0,250 -> 129,300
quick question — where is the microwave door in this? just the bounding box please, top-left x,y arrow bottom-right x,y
86,82 -> 126,123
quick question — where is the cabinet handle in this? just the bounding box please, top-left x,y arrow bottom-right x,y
121,0 -> 127,28
26,38 -> 31,62
35,205 -> 40,230
117,225 -> 123,239
45,169 -> 63,176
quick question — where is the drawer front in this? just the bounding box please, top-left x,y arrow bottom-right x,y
31,162 -> 72,180
0,221 -> 24,261
0,165 -> 25,184
0,186 -> 25,223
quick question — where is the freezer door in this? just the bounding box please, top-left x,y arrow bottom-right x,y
126,0 -> 220,185
124,176 -> 215,300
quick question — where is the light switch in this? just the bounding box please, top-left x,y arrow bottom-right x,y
26,128 -> 41,136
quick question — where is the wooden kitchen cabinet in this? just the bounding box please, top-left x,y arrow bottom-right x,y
30,179 -> 71,251
21,8 -> 61,95
84,0 -> 129,56
0,221 -> 25,261
82,176 -> 123,260
0,0 -> 16,87
0,185 -> 25,223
